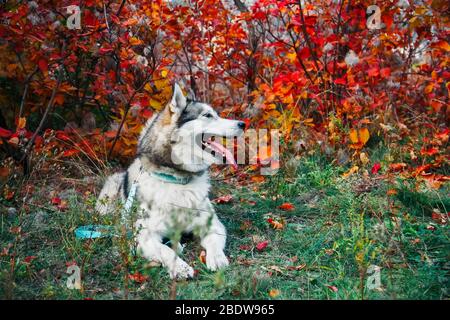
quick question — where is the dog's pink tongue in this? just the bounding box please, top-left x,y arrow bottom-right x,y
208,139 -> 237,169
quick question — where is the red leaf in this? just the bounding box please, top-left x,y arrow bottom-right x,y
431,210 -> 448,225
63,149 -> 80,157
56,131 -> 71,141
128,272 -> 149,283
38,59 -> 48,74
327,285 -> 338,292
420,147 -> 439,156
380,67 -> 391,78
371,162 -> 381,174
279,203 -> 295,211
256,240 -> 268,251
0,127 -> 12,138
333,77 -> 346,85
298,47 -> 310,60
367,67 -> 379,77
239,244 -> 252,251
51,197 -> 61,205
24,255 -> 37,264
99,47 -> 113,55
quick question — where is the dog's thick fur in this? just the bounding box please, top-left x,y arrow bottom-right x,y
96,83 -> 244,279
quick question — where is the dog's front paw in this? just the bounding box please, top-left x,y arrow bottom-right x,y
169,259 -> 194,280
206,250 -> 229,271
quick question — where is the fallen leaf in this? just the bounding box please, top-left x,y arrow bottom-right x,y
24,255 -> 37,264
287,264 -> 306,271
342,165 -> 359,178
268,265 -> 283,273
256,240 -> 268,251
9,226 -> 21,234
251,175 -> 265,183
278,203 -> 295,211
386,189 -> 398,196
431,209 -> 448,225
213,195 -> 233,204
267,218 -> 284,229
240,220 -> 252,231
57,200 -> 68,211
371,162 -> 381,174
239,244 -> 252,251
4,190 -> 14,200
360,152 -> 370,165
268,289 -> 280,298
389,163 -> 407,172
327,285 -> 338,292
128,272 -> 149,283
199,250 -> 206,264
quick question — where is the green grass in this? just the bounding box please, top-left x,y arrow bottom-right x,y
1,155 -> 448,299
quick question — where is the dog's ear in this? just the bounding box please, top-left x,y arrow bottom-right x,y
186,87 -> 196,101
169,83 -> 187,113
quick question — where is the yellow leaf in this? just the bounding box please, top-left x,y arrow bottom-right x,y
360,152 -> 370,165
161,69 -> 168,78
149,98 -> 163,110
286,52 -> 297,63
144,83 -> 153,92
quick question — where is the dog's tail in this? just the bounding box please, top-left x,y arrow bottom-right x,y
95,172 -> 125,215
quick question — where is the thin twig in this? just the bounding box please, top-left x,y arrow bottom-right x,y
20,42 -> 67,163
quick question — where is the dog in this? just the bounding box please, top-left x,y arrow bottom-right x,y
96,83 -> 245,279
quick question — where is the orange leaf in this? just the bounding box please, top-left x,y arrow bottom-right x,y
251,175 -> 265,183
389,163 -> 407,172
54,94 -> 65,106
17,117 -> 26,129
268,289 -> 280,298
278,203 -> 295,211
267,218 -> 284,230
128,272 -> 149,283
349,128 -> 370,148
432,40 -> 450,52
342,165 -> 359,178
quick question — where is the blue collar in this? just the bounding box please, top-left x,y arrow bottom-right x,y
150,172 -> 192,185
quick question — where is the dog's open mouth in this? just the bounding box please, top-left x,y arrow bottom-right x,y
201,135 -> 237,169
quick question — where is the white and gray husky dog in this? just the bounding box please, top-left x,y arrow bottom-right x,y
96,83 -> 245,279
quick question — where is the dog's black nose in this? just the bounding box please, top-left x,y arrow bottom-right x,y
237,121 -> 246,130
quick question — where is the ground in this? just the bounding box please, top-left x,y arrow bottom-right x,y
0,154 -> 448,299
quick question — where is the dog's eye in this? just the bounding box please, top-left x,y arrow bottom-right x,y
204,113 -> 213,118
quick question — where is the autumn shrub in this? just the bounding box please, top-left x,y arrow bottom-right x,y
0,0 -> 447,179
